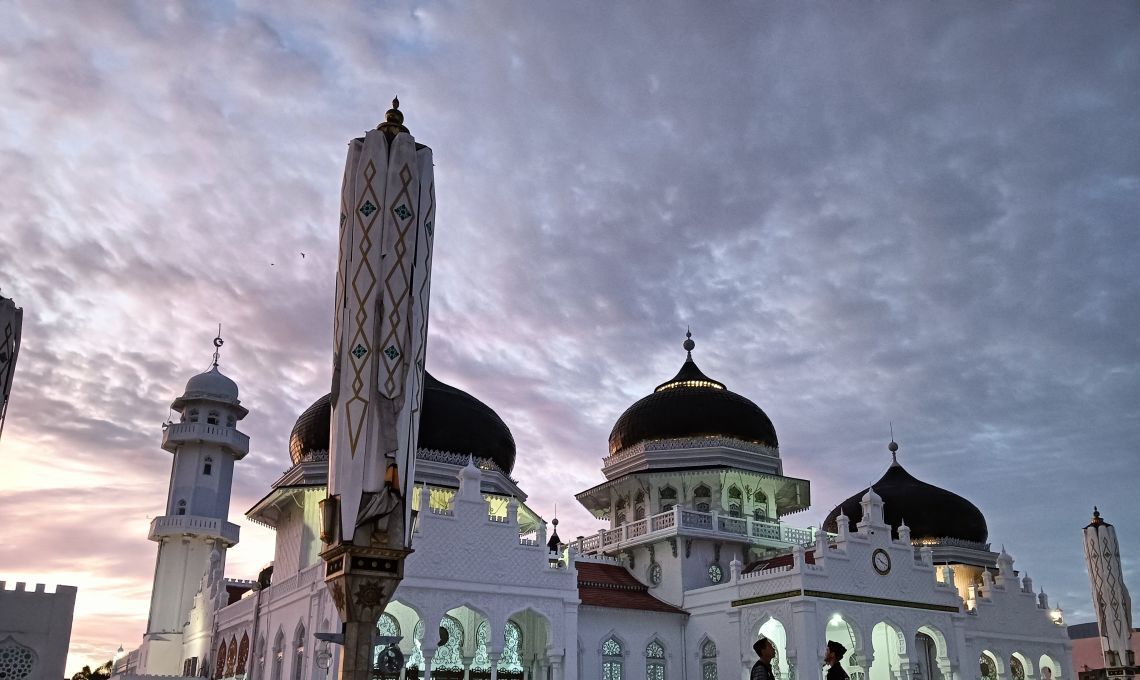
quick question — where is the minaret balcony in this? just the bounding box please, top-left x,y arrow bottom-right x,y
162,422 -> 249,458
573,506 -> 816,556
148,514 -> 240,546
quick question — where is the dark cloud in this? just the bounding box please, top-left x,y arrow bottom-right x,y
1,1 -> 1137,672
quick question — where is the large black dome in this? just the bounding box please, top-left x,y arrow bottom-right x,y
607,340 -> 778,455
288,371 -> 516,473
822,455 -> 988,544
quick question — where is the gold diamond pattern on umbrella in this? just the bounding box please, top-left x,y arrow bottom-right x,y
378,163 -> 416,397
344,159 -> 381,458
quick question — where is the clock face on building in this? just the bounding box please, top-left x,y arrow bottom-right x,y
708,564 -> 724,584
872,548 -> 892,575
649,562 -> 662,585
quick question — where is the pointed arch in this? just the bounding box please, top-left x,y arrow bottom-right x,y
645,637 -> 666,680
291,622 -> 306,680
601,631 -> 626,680
271,628 -> 286,680
1011,653 -> 1033,680
237,633 -> 250,676
225,636 -> 238,677
698,635 -> 718,680
216,640 -> 228,679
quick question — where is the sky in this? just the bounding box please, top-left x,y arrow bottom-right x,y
1,1 -> 1138,675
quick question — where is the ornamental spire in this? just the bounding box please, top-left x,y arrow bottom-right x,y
378,96 -> 409,135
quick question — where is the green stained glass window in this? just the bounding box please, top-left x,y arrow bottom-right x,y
497,621 -> 523,672
602,638 -> 622,657
472,621 -> 490,671
703,662 -> 718,680
1011,658 -> 1025,680
431,617 -> 464,671
405,622 -> 424,670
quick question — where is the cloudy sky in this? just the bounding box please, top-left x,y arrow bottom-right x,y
2,1 -> 1138,674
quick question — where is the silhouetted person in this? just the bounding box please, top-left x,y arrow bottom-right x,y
825,641 -> 849,680
751,637 -> 776,680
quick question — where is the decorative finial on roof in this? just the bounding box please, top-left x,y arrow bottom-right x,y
683,327 -> 695,357
1089,506 -> 1105,526
211,324 -> 224,368
888,423 -> 899,465
378,95 -> 409,134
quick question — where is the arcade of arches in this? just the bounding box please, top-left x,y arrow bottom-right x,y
374,602 -> 552,680
750,616 -> 1063,680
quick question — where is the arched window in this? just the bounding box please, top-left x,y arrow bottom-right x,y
271,632 -> 284,680
728,486 -> 742,518
602,637 -> 623,680
694,484 -> 711,512
255,636 -> 266,680
225,637 -> 238,677
208,411 -> 220,426
980,654 -> 997,680
701,640 -> 718,680
204,457 -> 213,476
177,499 -> 187,516
216,641 -> 228,679
237,634 -> 249,677
473,621 -> 491,671
1011,657 -> 1025,680
376,613 -> 401,665
646,640 -> 666,680
659,486 -> 677,512
498,621 -> 523,673
406,621 -> 425,671
615,498 -> 628,526
634,491 -> 646,521
292,624 -> 305,680
753,489 -> 768,519
189,408 -> 200,423
432,617 -> 464,672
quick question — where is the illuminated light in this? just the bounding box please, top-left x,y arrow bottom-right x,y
655,379 -> 726,392
830,614 -> 843,626
1049,608 -> 1064,625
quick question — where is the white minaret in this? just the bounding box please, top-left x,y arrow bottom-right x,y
1083,507 -> 1135,672
139,334 -> 248,675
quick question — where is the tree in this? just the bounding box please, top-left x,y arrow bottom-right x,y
69,660 -> 112,680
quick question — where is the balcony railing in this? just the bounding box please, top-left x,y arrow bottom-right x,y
149,514 -> 240,544
162,422 -> 249,455
574,506 -> 816,555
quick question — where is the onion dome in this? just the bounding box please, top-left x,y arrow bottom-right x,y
822,441 -> 988,544
288,371 -> 517,473
182,366 -> 239,402
607,332 -> 778,455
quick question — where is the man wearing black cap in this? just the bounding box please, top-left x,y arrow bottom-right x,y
825,641 -> 849,680
751,638 -> 776,680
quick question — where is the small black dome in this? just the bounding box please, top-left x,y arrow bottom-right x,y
289,394 -> 331,464
821,460 -> 988,544
288,372 -> 516,474
607,352 -> 778,455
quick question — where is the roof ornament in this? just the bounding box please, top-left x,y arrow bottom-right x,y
211,324 -> 224,369
683,327 -> 695,359
888,423 -> 899,465
378,96 -> 409,135
1089,506 -> 1105,526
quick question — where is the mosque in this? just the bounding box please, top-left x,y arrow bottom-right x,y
111,331 -> 1071,680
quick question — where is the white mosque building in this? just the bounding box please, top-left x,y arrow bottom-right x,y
112,330 -> 1071,680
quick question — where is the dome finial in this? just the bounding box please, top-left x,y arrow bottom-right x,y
683,327 -> 695,357
211,324 -> 224,369
378,95 -> 409,134
888,422 -> 899,465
